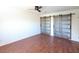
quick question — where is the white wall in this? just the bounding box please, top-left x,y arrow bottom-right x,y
0,7 -> 40,46
72,11 -> 79,42
41,9 -> 79,42
51,17 -> 54,36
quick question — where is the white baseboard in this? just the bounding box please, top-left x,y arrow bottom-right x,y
0,33 -> 40,46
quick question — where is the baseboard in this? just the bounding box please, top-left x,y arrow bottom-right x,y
0,33 -> 41,46
71,40 -> 79,44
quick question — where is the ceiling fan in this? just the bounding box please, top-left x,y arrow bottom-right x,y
35,6 -> 42,12
28,6 -> 42,12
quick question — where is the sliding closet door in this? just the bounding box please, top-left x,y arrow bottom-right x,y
61,14 -> 71,39
40,17 -> 46,34
53,15 -> 62,38
40,16 -> 51,35
45,17 -> 51,35
53,14 -> 71,39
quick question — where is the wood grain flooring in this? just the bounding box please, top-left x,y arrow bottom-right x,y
0,34 -> 79,53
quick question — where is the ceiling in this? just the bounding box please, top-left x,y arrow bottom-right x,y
41,6 -> 79,14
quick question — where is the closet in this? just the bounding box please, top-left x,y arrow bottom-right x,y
40,14 -> 72,39
53,14 -> 72,39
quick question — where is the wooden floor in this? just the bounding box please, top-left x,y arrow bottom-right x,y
0,34 -> 79,53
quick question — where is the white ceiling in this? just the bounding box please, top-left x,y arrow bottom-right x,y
41,6 -> 79,14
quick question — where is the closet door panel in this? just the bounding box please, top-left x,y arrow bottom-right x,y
54,16 -> 61,37
61,15 -> 71,39
40,17 -> 51,35
40,17 -> 46,33
45,17 -> 51,35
